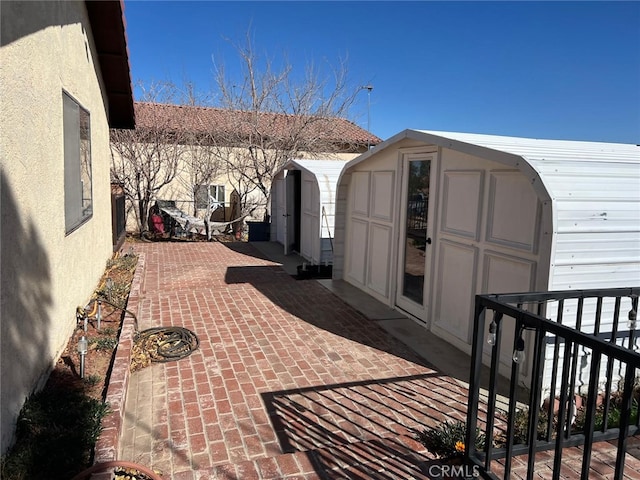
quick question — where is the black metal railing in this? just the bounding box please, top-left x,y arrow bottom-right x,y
466,287 -> 640,480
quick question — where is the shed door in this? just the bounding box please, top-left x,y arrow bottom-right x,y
395,153 -> 437,321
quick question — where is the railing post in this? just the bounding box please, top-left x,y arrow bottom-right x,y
503,316 -> 524,479
613,366 -> 636,480
603,296 -> 622,431
580,350 -> 602,480
526,326 -> 546,480
552,338 -> 573,478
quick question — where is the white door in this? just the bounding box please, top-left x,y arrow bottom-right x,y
395,153 -> 437,322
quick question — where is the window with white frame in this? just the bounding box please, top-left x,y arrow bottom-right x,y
63,92 -> 92,233
195,184 -> 225,210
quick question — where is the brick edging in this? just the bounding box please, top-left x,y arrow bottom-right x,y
92,251 -> 146,468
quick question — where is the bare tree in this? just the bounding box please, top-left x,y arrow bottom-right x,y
174,83 -> 224,217
208,32 -> 365,219
110,82 -> 187,235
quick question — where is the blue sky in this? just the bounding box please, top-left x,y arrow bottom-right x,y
123,1 -> 640,144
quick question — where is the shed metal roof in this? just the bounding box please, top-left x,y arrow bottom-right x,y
346,129 -> 639,203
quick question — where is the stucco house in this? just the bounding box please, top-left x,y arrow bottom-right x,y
111,102 -> 381,234
0,0 -> 134,453
334,129 -> 640,390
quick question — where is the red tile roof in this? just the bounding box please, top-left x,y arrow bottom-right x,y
133,102 -> 381,150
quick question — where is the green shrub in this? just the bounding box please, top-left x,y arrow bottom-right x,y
0,377 -> 110,479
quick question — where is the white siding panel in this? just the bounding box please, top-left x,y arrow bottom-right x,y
347,219 -> 368,286
482,251 -> 536,295
555,201 -> 640,233
351,171 -> 370,217
367,223 -> 392,298
371,171 -> 395,221
302,179 -> 314,213
441,170 -> 483,239
434,240 -> 478,344
541,297 -> 638,398
301,213 -> 313,260
549,262 -> 640,290
481,251 -> 537,367
554,231 -> 640,266
486,171 -> 539,252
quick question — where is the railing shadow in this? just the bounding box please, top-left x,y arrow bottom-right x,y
262,373 -> 481,478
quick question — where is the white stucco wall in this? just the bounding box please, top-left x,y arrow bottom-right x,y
0,1 -> 114,453
112,141 -> 363,233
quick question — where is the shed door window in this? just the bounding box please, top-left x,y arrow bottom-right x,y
63,92 -> 92,233
401,159 -> 431,304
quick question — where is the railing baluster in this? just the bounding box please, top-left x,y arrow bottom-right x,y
547,299 -> 564,442
484,311 -> 503,473
603,296 -> 622,431
567,297 -> 584,438
593,296 -> 603,335
613,366 -> 636,480
503,316 -> 523,479
580,348 -> 601,480
552,337 -> 573,479
526,326 -> 546,480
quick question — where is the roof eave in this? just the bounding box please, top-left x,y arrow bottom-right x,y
85,0 -> 135,129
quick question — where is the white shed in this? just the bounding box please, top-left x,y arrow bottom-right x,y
271,159 -> 348,265
334,129 -> 640,384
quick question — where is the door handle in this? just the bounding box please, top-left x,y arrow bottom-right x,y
426,237 -> 432,245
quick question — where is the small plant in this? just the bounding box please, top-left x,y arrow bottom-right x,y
503,407 -> 550,445
91,336 -> 118,351
100,326 -> 116,336
83,374 -> 102,387
415,420 -> 486,459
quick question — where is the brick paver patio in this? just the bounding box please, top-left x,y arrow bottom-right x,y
118,242 -> 462,479
114,241 -> 640,480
